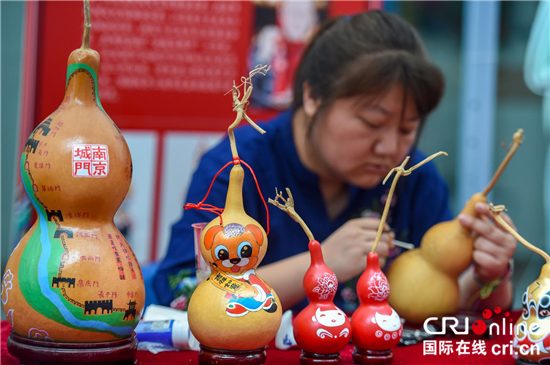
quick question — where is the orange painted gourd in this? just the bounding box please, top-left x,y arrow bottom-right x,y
187,67 -> 282,352
188,164 -> 282,350
1,34 -> 144,341
387,130 -> 523,324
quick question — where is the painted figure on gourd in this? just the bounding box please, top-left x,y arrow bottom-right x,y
270,188 -> 351,365
186,66 -> 282,363
490,205 -> 550,364
1,1 -> 144,344
352,152 -> 446,365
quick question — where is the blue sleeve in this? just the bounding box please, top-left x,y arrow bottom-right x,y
408,158 -> 454,247
153,141 -> 234,306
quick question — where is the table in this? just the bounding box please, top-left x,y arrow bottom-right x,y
1,313 -> 520,364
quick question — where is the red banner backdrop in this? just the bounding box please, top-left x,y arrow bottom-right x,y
34,1 -> 380,132
35,1 -> 254,132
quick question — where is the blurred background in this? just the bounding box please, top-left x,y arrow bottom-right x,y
1,0 -> 548,314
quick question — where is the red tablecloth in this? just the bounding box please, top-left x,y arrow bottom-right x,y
1,314 -> 520,365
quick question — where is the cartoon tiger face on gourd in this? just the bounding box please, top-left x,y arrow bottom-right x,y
202,223 -> 265,275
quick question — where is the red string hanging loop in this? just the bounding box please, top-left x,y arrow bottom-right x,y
183,161 -> 233,225
183,158 -> 270,235
239,159 -> 270,235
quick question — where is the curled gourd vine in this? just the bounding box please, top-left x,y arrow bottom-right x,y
226,65 -> 270,159
489,204 -> 550,265
371,151 -> 448,253
269,188 -> 314,242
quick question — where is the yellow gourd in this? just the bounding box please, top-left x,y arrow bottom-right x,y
387,130 -> 523,324
187,66 -> 282,355
1,0 -> 144,343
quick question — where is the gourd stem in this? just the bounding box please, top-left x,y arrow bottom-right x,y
491,205 -> 550,264
227,65 -> 270,159
228,114 -> 243,159
372,151 -> 448,253
81,0 -> 91,50
372,159 -> 407,253
293,215 -> 314,242
269,188 -> 314,241
481,129 -> 523,197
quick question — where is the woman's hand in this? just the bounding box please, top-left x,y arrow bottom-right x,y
321,218 -> 395,283
458,202 -> 517,283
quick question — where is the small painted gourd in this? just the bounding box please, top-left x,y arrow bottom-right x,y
269,187 -> 351,362
514,263 -> 550,364
187,66 -> 282,354
351,153 -> 446,364
295,240 -> 351,356
351,252 -> 402,351
490,205 -> 550,364
1,7 -> 144,343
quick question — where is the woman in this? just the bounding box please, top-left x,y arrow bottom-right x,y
155,10 -> 516,315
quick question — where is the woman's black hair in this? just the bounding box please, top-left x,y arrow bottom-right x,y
292,10 -> 445,136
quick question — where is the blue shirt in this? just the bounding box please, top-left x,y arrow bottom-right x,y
154,110 -> 453,313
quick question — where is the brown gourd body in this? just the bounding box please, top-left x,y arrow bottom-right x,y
1,48 -> 144,342
387,193 -> 486,324
188,164 -> 282,350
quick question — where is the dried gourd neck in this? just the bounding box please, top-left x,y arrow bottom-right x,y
540,264 -> 550,280
224,163 -> 245,215
461,131 -> 522,218
460,193 -> 487,217
64,49 -> 102,109
480,129 -> 524,197
308,240 -> 323,264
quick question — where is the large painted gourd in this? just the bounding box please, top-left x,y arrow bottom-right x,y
387,130 -> 523,324
490,205 -> 550,364
187,67 -> 282,358
1,2 -> 144,343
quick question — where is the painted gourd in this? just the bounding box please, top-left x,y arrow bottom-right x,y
294,240 -> 351,354
514,263 -> 550,363
187,67 -> 282,351
489,205 -> 550,363
351,252 -> 402,351
387,130 -> 523,324
269,188 -> 351,359
1,26 -> 144,342
349,153 -> 444,363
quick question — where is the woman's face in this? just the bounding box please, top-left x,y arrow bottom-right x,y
308,83 -> 421,188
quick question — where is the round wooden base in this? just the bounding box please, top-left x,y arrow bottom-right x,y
352,347 -> 393,365
300,350 -> 341,364
7,331 -> 137,365
198,344 -> 267,365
